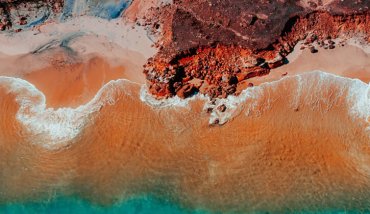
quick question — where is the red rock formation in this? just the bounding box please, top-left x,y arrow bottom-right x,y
140,0 -> 370,98
0,0 -> 63,31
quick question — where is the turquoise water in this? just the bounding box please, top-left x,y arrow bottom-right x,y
1,195 -> 369,214
0,195 -> 210,214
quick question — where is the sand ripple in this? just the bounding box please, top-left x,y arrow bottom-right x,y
0,71 -> 369,212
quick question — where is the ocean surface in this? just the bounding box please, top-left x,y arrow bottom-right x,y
0,2 -> 370,212
1,195 -> 369,214
0,71 -> 369,213
0,195 -> 210,214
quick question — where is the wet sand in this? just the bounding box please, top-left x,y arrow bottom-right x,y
3,43 -> 368,109
0,36 -> 369,212
22,54 -> 145,108
0,48 -> 146,108
274,43 -> 370,83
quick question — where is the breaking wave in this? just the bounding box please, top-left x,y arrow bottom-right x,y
204,71 -> 370,128
0,70 -> 369,149
0,77 -> 137,149
0,70 -> 369,212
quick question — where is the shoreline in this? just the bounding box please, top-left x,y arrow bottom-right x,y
236,42 -> 370,93
0,39 -> 368,119
1,69 -> 368,149
0,19 -> 368,141
0,14 -> 368,109
1,50 -> 147,108
0,38 -> 368,108
1,1 -> 370,212
0,18 -> 154,108
0,69 -> 369,211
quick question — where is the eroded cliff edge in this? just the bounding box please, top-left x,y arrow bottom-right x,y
137,0 -> 370,99
1,0 -> 369,100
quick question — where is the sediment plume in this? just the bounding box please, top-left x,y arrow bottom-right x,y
0,0 -> 370,212
0,71 -> 369,212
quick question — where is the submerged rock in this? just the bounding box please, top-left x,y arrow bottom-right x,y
217,104 -> 227,113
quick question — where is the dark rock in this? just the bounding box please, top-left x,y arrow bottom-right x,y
256,58 -> 266,66
228,76 -> 238,85
19,17 -> 27,25
210,98 -> 217,105
217,104 -> 227,112
225,85 -> 236,94
176,84 -> 196,98
173,82 -> 183,91
213,119 -> 220,125
142,0 -> 370,99
310,47 -> 318,53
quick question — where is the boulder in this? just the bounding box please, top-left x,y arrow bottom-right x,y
176,84 -> 196,98
218,104 -> 227,112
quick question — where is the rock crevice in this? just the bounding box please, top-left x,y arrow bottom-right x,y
141,0 -> 370,99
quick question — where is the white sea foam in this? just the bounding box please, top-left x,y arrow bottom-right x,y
0,70 -> 368,150
139,85 -> 207,109
139,70 -> 369,127
0,76 -> 137,149
203,71 -> 370,126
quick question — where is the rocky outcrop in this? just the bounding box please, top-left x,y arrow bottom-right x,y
0,0 -> 63,31
141,0 -> 370,99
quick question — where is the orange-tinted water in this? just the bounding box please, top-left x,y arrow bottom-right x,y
0,40 -> 369,212
0,70 -> 369,212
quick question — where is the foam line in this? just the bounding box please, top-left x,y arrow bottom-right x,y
139,71 -> 369,128
139,86 -> 206,109
0,71 -> 368,150
201,71 -> 370,125
0,76 -> 137,149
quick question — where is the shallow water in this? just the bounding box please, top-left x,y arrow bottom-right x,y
0,71 -> 369,213
2,195 -> 368,214
0,195 -> 210,214
2,0 -> 369,212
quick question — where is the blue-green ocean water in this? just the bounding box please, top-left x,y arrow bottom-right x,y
1,195 -> 369,214
0,196 -> 210,214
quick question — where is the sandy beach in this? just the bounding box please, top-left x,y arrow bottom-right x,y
236,43 -> 370,93
0,0 -> 369,213
0,14 -> 369,214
